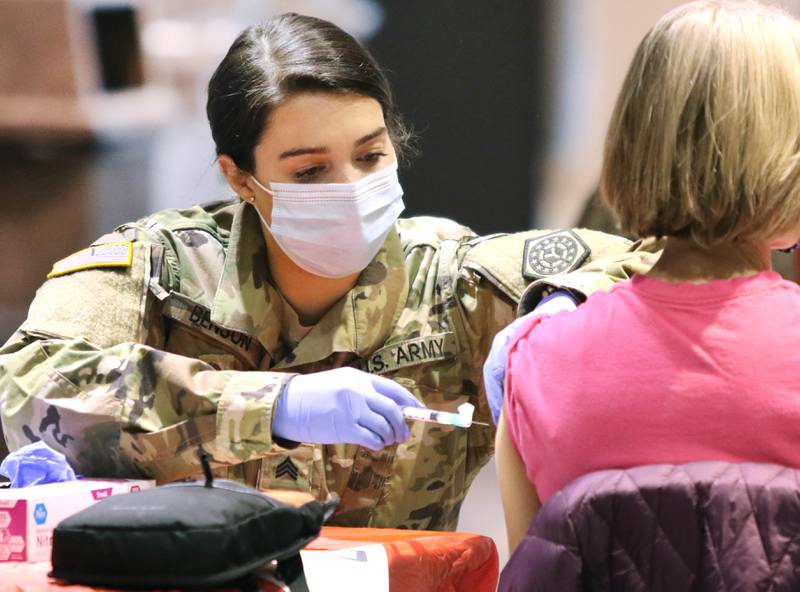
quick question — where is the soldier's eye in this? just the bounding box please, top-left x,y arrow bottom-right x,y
357,152 -> 387,166
294,165 -> 325,181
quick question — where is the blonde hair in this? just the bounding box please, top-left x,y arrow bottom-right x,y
601,0 -> 800,246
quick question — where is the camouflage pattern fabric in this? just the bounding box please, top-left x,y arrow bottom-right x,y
0,200 -> 661,530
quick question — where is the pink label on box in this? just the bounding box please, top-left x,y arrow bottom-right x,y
0,500 -> 27,561
91,488 -> 113,500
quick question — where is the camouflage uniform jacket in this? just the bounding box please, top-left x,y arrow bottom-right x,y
0,200 -> 661,530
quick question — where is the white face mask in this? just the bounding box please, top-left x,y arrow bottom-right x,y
250,162 -> 405,278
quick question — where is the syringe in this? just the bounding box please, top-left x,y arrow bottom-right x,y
401,403 -> 489,428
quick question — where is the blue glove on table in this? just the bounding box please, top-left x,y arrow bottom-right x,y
0,441 -> 77,488
483,291 -> 578,425
272,367 -> 424,451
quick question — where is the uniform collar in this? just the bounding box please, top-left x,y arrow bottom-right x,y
211,201 -> 408,367
211,202 -> 283,360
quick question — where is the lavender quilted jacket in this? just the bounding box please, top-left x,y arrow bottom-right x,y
499,462 -> 800,592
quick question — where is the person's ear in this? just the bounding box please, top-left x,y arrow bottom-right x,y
218,155 -> 254,202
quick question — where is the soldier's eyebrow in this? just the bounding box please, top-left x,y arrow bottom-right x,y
279,146 -> 329,159
355,127 -> 387,146
278,128 -> 386,159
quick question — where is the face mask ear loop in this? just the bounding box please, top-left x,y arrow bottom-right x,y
250,175 -> 274,196
249,176 -> 274,229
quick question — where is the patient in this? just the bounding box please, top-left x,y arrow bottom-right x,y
496,0 -> 800,553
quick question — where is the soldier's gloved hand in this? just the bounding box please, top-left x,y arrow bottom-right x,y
272,367 -> 424,451
484,290 -> 578,425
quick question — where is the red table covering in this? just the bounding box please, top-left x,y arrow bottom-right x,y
0,526 -> 498,592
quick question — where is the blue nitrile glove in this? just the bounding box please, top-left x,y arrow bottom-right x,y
272,367 -> 425,451
484,290 -> 578,425
0,441 -> 77,488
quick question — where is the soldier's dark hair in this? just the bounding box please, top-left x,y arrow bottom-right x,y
206,13 -> 414,172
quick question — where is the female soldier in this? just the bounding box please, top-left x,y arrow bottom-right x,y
0,13 -> 657,530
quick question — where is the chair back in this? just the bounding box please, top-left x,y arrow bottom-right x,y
499,462 -> 800,591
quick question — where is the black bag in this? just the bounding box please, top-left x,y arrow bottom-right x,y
50,452 -> 337,590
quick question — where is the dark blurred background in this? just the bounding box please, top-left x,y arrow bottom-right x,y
369,1 -> 556,233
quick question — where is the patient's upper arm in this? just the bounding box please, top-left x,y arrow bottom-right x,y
495,409 -> 541,553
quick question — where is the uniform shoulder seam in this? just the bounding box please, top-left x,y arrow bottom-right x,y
396,216 -> 476,250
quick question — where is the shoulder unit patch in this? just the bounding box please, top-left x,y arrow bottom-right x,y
47,241 -> 133,279
522,230 -> 590,279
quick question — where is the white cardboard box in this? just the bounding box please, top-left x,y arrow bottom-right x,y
301,545 -> 390,592
0,479 -> 154,562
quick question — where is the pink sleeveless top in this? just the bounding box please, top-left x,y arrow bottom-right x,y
505,272 -> 800,503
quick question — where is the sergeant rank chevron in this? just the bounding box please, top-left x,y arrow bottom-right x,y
275,457 -> 299,481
